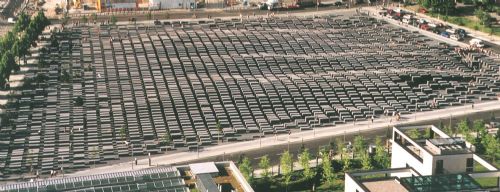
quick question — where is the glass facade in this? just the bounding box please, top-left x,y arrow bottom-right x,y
399,174 -> 482,192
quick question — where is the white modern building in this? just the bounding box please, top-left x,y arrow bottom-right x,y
345,125 -> 500,192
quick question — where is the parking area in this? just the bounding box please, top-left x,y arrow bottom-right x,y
376,7 -> 500,54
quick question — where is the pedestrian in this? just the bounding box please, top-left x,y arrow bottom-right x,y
472,103 -> 474,109
371,116 -> 374,123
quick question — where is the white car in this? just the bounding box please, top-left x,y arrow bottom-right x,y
445,28 -> 456,34
7,17 -> 15,24
470,38 -> 485,48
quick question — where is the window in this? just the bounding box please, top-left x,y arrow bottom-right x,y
466,158 -> 474,173
436,160 -> 444,174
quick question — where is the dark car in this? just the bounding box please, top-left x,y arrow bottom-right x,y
440,32 -> 450,38
456,29 -> 467,38
154,20 -> 161,25
334,1 -> 343,6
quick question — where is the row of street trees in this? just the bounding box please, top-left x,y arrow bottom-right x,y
0,11 -> 50,88
238,136 -> 391,191
418,0 -> 456,15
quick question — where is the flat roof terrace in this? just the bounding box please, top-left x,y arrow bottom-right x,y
362,179 -> 409,192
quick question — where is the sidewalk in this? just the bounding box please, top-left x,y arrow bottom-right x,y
66,100 -> 500,177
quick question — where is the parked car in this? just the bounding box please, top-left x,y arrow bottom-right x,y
7,17 -> 15,24
419,23 -> 430,30
418,18 -> 427,24
456,28 -> 467,38
334,1 -> 343,6
440,32 -> 450,38
470,38 -> 485,48
450,34 -> 463,41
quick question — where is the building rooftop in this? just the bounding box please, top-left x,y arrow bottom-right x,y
425,138 -> 470,155
189,162 -> 219,176
394,125 -> 473,157
0,161 -> 254,192
362,179 -> 409,192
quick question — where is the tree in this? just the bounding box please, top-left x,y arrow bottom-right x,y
91,13 -> 98,22
299,148 -> 313,180
119,125 -> 127,141
61,12 -> 71,26
336,138 -> 345,159
110,15 -> 118,26
496,127 -> 500,140
280,150 -> 293,190
342,153 -> 352,171
216,120 -> 222,143
13,12 -> 31,33
321,149 -> 335,185
162,133 -> 171,146
457,119 -> 470,135
424,127 -> 432,139
443,124 -> 454,136
73,96 -> 84,106
482,134 -> 498,162
60,69 -> 71,82
353,135 -> 366,158
361,152 -> 373,170
147,11 -> 153,20
408,129 -> 421,139
419,0 -> 432,8
82,15 -> 88,24
441,0 -> 456,16
475,9 -> 491,26
258,155 -> 271,178
374,138 -> 389,169
90,146 -> 99,167
239,157 -> 253,181
473,119 -> 487,138
1,50 -> 16,83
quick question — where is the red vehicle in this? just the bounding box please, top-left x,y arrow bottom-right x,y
419,8 -> 427,13
387,9 -> 393,15
420,23 -> 430,31
287,4 -> 300,9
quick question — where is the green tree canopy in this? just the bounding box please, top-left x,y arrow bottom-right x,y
280,150 -> 293,187
321,149 -> 335,185
299,148 -> 313,180
361,152 -> 373,170
14,12 -> 31,33
258,155 -> 271,178
457,119 -> 470,135
374,137 -> 390,169
239,157 -> 253,182
482,134 -> 498,162
473,119 -> 487,138
353,135 -> 366,158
